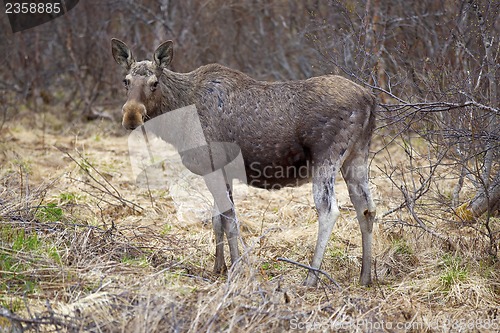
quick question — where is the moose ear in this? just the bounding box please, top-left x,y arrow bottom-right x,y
111,38 -> 135,70
153,40 -> 173,69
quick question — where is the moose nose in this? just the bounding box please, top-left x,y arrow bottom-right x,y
122,101 -> 146,130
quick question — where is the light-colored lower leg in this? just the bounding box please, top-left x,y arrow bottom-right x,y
342,157 -> 376,286
304,206 -> 340,286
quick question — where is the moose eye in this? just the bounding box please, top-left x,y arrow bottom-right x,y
123,79 -> 130,89
151,81 -> 159,91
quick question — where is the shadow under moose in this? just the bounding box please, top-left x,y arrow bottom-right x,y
111,38 -> 377,287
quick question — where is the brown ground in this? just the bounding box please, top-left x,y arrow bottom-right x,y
0,116 -> 498,332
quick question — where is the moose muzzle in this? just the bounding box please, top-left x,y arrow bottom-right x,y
122,100 -> 146,130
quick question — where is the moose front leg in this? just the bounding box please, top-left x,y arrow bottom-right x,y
220,205 -> 240,267
212,202 -> 239,274
211,206 -> 239,274
205,169 -> 239,274
212,213 -> 227,274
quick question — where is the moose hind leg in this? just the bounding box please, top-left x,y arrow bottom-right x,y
342,154 -> 376,286
304,167 -> 340,287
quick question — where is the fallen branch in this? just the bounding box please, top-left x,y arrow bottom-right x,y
58,147 -> 143,213
0,303 -> 80,332
276,257 -> 341,290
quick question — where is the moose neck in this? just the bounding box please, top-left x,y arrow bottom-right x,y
160,69 -> 195,112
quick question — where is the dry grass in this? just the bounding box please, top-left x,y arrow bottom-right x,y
1,119 -> 499,332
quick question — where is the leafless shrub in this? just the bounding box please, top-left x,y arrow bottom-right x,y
1,1 -> 499,331
303,0 -> 499,256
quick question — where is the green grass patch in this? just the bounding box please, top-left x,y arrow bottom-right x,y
392,239 -> 413,256
0,295 -> 23,313
160,224 -> 173,235
0,225 -> 63,294
439,254 -> 469,290
260,261 -> 283,280
329,247 -> 349,261
0,252 -> 39,294
261,261 -> 283,271
59,192 -> 82,203
1,226 -> 40,294
35,202 -> 64,222
121,254 -> 150,268
12,229 -> 40,252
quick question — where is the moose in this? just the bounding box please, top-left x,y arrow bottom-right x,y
111,38 -> 377,286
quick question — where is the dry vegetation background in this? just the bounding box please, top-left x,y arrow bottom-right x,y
0,0 -> 499,332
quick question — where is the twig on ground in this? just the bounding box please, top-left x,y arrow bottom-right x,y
58,147 -> 143,212
276,257 -> 342,290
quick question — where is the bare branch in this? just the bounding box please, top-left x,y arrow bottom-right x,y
276,257 -> 342,290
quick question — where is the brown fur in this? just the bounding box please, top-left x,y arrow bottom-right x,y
112,39 -> 377,286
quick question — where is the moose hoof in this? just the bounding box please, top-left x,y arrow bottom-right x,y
360,268 -> 372,286
213,262 -> 228,275
360,276 -> 372,286
302,273 -> 318,287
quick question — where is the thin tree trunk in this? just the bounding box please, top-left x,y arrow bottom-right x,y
456,0 -> 499,220
458,172 -> 500,219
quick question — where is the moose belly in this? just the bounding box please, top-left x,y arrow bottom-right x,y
243,146 -> 313,189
